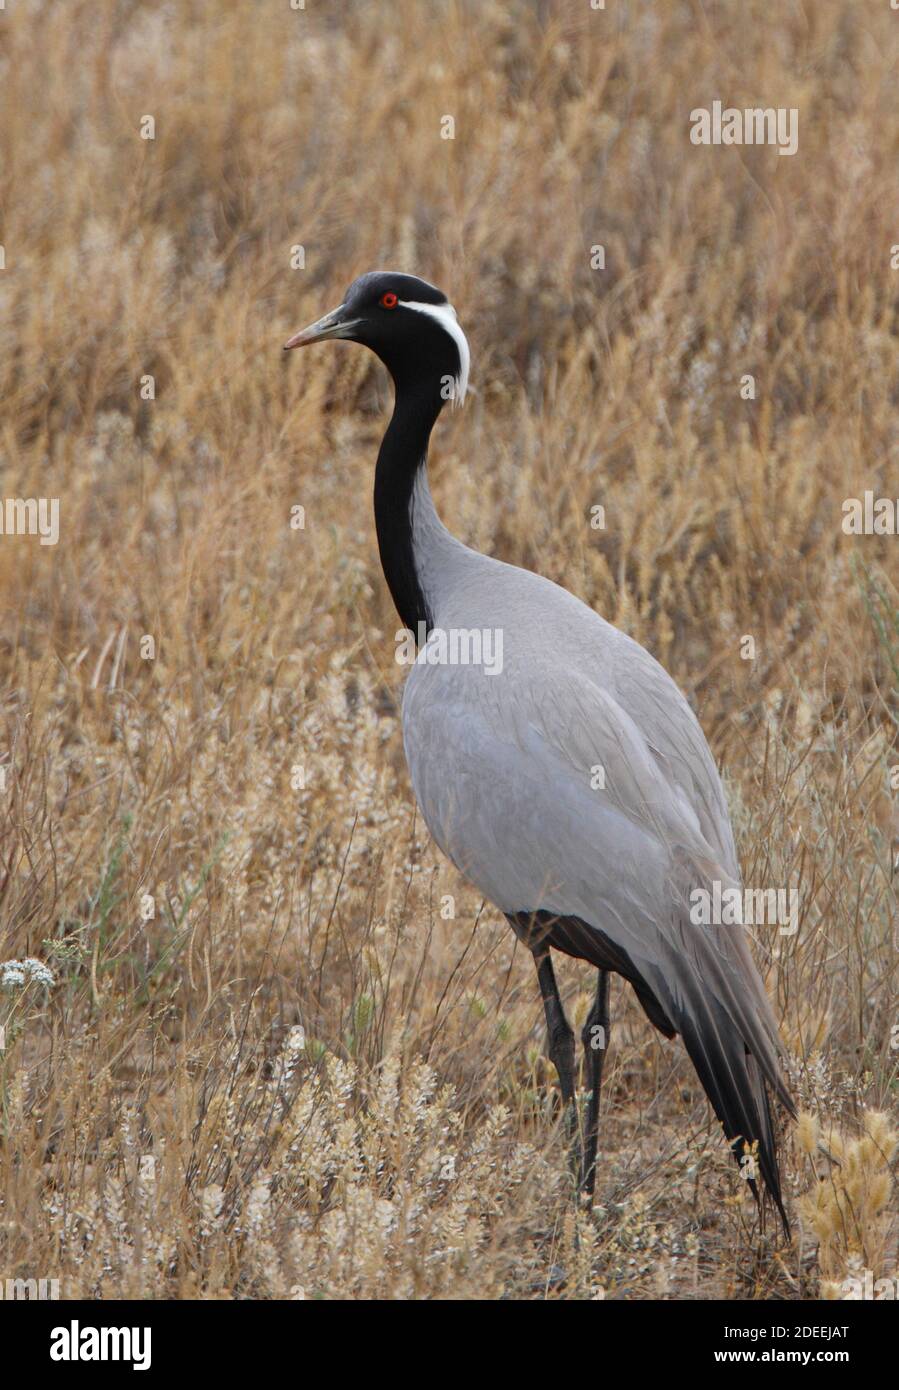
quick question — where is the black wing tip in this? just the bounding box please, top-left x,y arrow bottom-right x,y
740,1139 -> 791,1238
680,1017 -> 793,1240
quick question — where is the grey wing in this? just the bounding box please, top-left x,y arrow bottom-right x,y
605,629 -> 741,879
402,656 -> 794,1212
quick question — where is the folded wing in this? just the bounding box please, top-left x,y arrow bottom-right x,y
403,647 -> 794,1217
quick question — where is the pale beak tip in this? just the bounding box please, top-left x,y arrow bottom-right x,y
283,305 -> 350,354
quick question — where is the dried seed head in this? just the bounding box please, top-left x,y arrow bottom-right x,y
796,1110 -> 819,1156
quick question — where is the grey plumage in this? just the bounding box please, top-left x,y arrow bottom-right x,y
403,469 -> 794,1216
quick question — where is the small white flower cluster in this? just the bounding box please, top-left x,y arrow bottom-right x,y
1,957 -> 56,990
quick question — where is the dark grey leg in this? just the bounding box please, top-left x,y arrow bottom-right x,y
532,947 -> 576,1122
580,969 -> 610,1197
529,949 -> 577,1291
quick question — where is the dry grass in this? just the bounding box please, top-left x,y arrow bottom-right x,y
0,0 -> 897,1300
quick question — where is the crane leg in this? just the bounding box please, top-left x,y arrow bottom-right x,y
579,969 -> 610,1198
532,947 -> 576,1139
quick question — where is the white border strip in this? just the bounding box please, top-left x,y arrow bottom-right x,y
399,300 -> 470,405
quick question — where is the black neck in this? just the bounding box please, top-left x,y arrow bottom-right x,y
373,381 -> 446,636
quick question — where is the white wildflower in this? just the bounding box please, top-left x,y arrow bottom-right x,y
1,957 -> 56,990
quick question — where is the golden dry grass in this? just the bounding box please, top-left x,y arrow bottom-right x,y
0,0 -> 897,1300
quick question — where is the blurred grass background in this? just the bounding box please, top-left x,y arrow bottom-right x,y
0,0 -> 896,1298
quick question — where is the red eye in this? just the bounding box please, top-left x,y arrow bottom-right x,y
380,291 -> 398,309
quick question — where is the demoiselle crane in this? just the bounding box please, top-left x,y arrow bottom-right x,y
284,272 -> 795,1226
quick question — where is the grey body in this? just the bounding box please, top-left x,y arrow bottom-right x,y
403,470 -> 791,1137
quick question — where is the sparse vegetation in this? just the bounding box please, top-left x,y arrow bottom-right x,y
0,0 -> 896,1299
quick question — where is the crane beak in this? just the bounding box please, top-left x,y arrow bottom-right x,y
283,304 -> 361,350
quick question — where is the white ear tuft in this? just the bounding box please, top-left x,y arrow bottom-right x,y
398,300 -> 470,406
